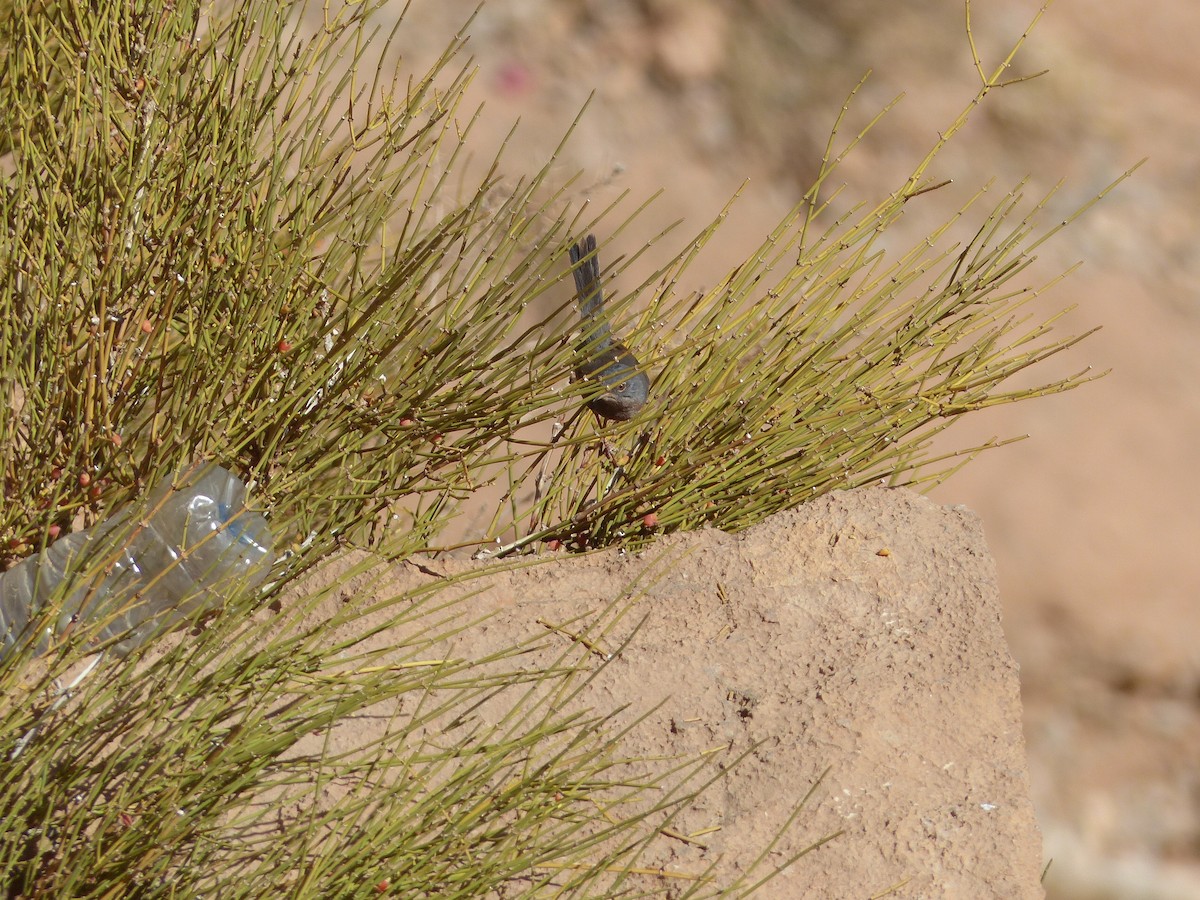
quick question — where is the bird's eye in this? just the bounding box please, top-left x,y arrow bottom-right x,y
615,382 -> 628,393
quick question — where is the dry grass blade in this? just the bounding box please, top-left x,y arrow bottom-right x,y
489,2 -> 1140,552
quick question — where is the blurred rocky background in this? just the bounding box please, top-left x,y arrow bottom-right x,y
311,2 -> 1199,895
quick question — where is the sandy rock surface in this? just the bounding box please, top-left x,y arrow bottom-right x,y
308,489 -> 1042,897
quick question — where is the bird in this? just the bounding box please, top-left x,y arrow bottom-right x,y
568,234 -> 649,422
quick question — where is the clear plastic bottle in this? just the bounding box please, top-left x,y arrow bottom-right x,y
0,464 -> 274,661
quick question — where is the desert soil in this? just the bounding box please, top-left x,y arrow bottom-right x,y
303,488 -> 1042,898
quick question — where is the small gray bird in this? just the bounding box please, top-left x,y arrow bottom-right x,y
569,234 -> 649,421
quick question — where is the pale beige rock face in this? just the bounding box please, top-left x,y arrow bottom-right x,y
304,488 -> 1044,897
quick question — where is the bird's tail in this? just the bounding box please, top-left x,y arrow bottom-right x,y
569,234 -> 608,323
